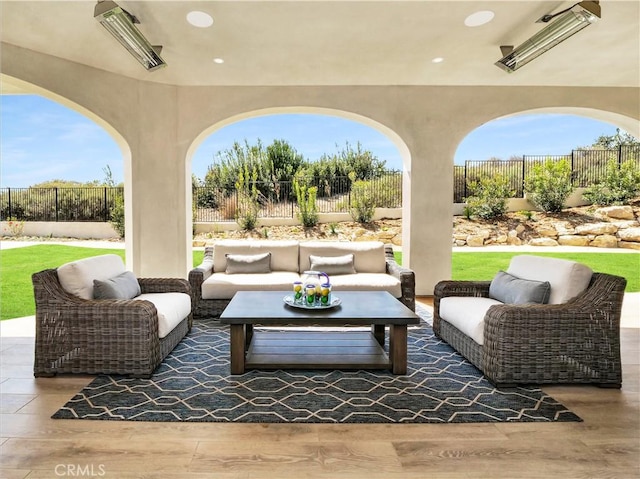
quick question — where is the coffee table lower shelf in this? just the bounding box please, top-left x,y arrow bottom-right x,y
244,330 -> 391,370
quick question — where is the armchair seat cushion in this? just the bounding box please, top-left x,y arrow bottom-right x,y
439,296 -> 503,345
135,292 -> 192,339
202,272 -> 301,300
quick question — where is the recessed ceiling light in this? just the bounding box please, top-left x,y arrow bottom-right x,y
432,57 -> 444,64
213,58 -> 224,64
464,10 -> 495,27
187,11 -> 213,28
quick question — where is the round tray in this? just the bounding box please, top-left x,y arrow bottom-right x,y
283,295 -> 342,310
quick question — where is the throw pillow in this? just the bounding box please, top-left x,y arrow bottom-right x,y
93,271 -> 141,300
225,252 -> 271,274
489,270 -> 551,305
309,254 -> 356,275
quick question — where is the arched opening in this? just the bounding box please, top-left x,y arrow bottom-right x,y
0,74 -> 134,265
451,108 -> 639,250
185,107 -> 412,254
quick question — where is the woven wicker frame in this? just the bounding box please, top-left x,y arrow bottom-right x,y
32,269 -> 193,378
433,273 -> 626,388
189,243 -> 415,319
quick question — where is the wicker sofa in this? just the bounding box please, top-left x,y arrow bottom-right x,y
32,254 -> 193,378
433,255 -> 626,388
189,240 -> 415,318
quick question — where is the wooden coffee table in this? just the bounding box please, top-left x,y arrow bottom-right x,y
219,291 -> 420,375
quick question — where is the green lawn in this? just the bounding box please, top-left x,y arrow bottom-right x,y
1,245 -> 638,320
452,252 -> 639,292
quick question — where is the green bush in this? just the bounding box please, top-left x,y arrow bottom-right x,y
294,178 -> 318,227
524,158 -> 574,213
464,174 -> 514,220
235,165 -> 260,231
370,173 -> 402,208
349,179 -> 376,223
109,193 -> 125,238
583,159 -> 640,205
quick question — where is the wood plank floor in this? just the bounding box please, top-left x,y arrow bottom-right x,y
1,298 -> 638,479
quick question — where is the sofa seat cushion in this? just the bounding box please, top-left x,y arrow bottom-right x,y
439,296 -> 503,345
202,272 -> 301,300
58,254 -> 126,300
134,293 -> 191,339
507,255 -> 593,304
299,241 -> 386,273
328,273 -> 402,298
213,240 -> 299,273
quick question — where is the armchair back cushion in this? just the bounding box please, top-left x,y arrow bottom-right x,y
213,240 -> 299,272
507,255 -> 593,304
299,241 -> 386,273
57,254 -> 126,299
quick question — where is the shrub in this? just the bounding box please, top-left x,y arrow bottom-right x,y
370,173 -> 402,208
235,165 -> 260,231
583,159 -> 640,205
5,219 -> 25,236
524,158 -> 574,213
349,179 -> 376,223
294,178 -> 318,227
464,174 -> 513,220
109,194 -> 125,238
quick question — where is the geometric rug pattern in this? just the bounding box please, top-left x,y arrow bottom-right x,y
52,306 -> 581,423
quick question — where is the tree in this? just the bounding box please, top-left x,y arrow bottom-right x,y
589,128 -> 640,149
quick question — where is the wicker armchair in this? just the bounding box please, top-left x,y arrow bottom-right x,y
433,272 -> 626,388
32,267 -> 192,378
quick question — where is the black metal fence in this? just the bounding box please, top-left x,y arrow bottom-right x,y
2,146 -> 638,222
194,173 -> 403,222
453,145 -> 640,202
0,187 -> 123,222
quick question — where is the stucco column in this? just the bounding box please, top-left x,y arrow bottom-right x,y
127,83 -> 190,277
401,119 -> 456,296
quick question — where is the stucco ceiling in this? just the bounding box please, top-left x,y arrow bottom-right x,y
1,0 -> 639,88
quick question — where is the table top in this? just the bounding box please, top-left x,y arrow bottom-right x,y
219,291 -> 420,326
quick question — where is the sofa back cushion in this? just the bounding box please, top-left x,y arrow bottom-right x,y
57,254 -> 126,300
507,255 -> 593,304
299,241 -> 386,274
212,240 -> 299,272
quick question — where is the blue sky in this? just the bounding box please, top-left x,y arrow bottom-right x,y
1,94 -> 630,188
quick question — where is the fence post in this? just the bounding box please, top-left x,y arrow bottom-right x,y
55,187 -> 59,222
571,150 -> 575,187
618,144 -> 623,167
463,162 -> 468,199
103,187 -> 108,222
521,156 -> 526,197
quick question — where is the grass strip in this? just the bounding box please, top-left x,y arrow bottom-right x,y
1,245 -> 637,320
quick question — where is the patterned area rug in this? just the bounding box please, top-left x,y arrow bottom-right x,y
52,306 -> 581,423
